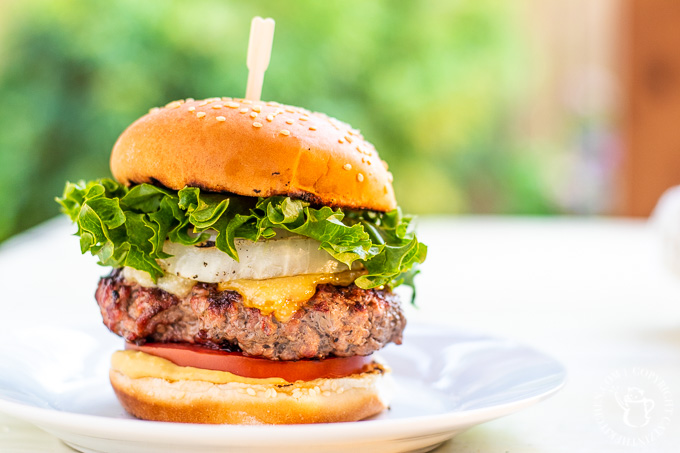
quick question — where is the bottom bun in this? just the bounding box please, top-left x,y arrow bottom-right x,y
110,361 -> 393,424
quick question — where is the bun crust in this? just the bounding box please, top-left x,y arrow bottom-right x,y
111,98 -> 396,212
110,362 -> 393,424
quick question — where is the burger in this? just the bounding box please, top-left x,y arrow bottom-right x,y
57,97 -> 427,424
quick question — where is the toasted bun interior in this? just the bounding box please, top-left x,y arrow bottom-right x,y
110,98 -> 397,212
110,361 -> 393,424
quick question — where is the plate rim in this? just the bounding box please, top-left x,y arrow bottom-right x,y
0,324 -> 567,445
0,379 -> 565,444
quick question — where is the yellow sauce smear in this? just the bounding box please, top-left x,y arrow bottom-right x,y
111,350 -> 289,385
218,270 -> 365,322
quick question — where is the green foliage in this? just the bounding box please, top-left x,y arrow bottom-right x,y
0,0 -> 558,242
57,179 -> 427,291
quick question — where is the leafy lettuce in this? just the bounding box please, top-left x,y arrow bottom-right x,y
56,179 -> 427,295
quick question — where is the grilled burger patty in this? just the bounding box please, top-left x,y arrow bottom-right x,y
96,269 -> 406,361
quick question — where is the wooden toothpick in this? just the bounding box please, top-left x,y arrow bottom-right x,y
245,17 -> 275,101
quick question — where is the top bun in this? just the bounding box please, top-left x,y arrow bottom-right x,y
110,97 -> 396,212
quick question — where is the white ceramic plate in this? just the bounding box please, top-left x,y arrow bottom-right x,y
0,323 -> 565,453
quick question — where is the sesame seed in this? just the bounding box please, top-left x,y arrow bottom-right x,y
246,388 -> 256,396
227,102 -> 239,108
253,121 -> 263,128
252,106 -> 261,113
366,160 -> 372,165
337,387 -> 344,394
357,173 -> 364,182
314,386 -> 321,394
196,112 -> 206,118
267,101 -> 280,106
308,388 -> 316,397
188,106 -> 196,112
309,126 -> 317,131
285,107 -> 295,113
343,163 -> 352,171
239,108 -> 248,114
166,101 -> 182,109
285,119 -> 294,125
221,97 -> 232,101
299,116 -> 309,121
338,138 -> 345,144
185,98 -> 195,102
198,101 -> 209,107
242,99 -> 253,104
280,129 -> 290,136
345,136 -> 353,143
212,104 -> 222,109
250,112 -> 258,118
148,107 -> 160,114
387,172 -> 393,182
216,116 -> 226,121
382,160 -> 389,170
266,114 -> 274,122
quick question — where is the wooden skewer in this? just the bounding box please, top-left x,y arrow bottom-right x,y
245,17 -> 275,101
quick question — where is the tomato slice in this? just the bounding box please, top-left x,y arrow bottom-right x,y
125,342 -> 373,382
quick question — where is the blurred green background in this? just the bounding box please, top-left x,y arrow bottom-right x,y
0,0 -> 617,242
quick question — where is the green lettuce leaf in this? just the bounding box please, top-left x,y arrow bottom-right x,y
56,179 -> 427,299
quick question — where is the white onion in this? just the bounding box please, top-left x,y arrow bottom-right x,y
159,235 -> 350,282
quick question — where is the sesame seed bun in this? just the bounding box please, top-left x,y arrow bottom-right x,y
110,98 -> 397,212
109,361 -> 393,424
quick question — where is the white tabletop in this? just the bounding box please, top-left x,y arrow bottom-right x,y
1,216 -> 679,452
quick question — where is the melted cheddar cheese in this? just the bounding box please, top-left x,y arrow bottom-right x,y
218,270 -> 365,322
122,267 -> 365,322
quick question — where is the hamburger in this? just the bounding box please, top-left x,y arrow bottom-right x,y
57,96 -> 427,424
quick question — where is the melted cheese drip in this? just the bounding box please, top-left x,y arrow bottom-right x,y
122,266 -> 364,322
218,270 -> 365,322
123,267 -> 196,298
111,350 -> 288,385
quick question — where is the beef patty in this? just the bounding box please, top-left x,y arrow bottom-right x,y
95,269 -> 406,361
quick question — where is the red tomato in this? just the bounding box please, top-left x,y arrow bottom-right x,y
125,342 -> 373,382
